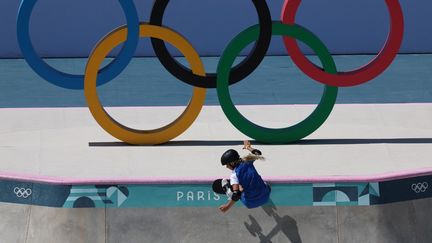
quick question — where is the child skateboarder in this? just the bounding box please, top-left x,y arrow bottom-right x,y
213,141 -> 271,213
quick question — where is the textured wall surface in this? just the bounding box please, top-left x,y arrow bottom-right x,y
1,0 -> 431,58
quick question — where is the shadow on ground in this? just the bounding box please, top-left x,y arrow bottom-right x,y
244,200 -> 302,243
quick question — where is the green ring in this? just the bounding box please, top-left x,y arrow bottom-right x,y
216,22 -> 338,144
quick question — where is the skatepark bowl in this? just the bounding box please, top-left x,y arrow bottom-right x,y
2,0 -> 432,242
0,169 -> 432,242
1,51 -> 432,243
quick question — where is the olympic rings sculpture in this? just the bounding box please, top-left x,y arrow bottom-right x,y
16,0 -> 404,145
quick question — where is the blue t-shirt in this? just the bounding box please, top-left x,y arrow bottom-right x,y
234,161 -> 270,208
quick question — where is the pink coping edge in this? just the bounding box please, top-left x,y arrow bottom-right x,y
1,167 -> 432,185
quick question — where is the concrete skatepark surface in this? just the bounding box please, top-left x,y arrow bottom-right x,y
1,198 -> 432,243
1,103 -> 431,243
1,104 -> 431,180
1,55 -> 432,242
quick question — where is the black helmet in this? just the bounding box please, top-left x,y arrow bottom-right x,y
221,149 -> 240,165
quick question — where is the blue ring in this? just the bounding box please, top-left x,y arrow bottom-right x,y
16,0 -> 139,90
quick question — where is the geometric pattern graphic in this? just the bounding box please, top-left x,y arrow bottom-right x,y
312,183 -> 361,206
0,174 -> 431,208
358,183 -> 380,205
312,182 -> 380,206
63,186 -> 130,208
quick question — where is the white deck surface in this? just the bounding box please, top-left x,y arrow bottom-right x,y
1,104 -> 431,179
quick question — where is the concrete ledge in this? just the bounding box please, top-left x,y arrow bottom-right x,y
2,167 -> 432,185
1,104 -> 432,180
0,171 -> 431,208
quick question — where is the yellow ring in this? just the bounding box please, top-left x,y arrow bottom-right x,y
84,24 -> 206,145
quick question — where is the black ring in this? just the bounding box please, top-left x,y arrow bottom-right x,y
149,0 -> 272,88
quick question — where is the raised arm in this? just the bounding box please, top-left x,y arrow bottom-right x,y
243,140 -> 262,156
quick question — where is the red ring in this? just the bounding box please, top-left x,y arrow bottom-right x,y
281,0 -> 404,87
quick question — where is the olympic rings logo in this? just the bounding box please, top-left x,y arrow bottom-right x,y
14,187 -> 32,198
411,182 -> 428,193
17,0 -> 404,145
